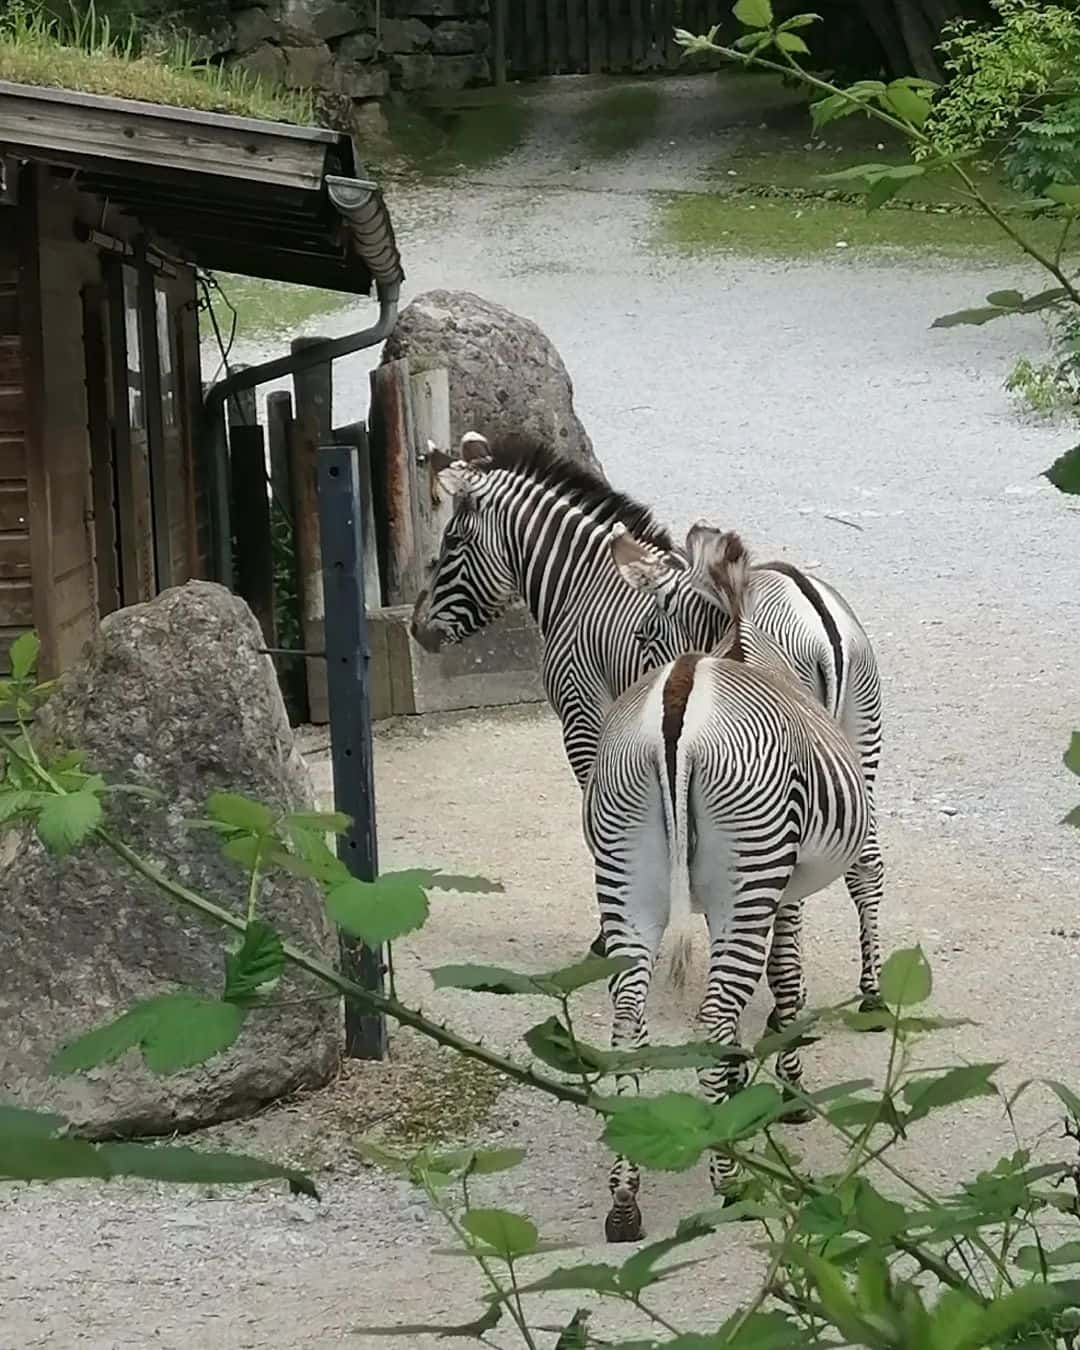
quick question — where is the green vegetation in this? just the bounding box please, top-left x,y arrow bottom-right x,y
579,83 -> 663,159
376,89 -> 532,178
204,274 -> 350,345
0,0 -> 313,123
661,190 -> 1070,260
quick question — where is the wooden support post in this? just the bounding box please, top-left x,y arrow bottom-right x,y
291,339 -> 333,724
369,358 -> 422,608
266,389 -> 293,513
493,0 -> 507,84
317,443 -> 387,1061
407,367 -> 453,579
230,423 -> 276,648
203,382 -> 233,591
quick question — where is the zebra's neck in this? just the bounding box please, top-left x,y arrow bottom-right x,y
499,479 -> 629,639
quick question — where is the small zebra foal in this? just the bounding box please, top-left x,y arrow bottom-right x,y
583,525 -> 871,1242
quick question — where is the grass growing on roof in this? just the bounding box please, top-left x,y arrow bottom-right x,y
0,0 -> 314,124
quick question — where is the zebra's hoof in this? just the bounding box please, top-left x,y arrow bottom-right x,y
780,1087 -> 814,1125
857,993 -> 890,1031
605,1186 -> 643,1243
589,932 -> 607,959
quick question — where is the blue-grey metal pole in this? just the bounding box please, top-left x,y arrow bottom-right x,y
317,441 -> 387,1060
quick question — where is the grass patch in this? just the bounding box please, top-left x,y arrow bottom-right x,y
579,83 -> 663,159
0,0 -> 313,123
203,274 -> 351,345
661,192 -> 1074,261
377,89 -> 531,178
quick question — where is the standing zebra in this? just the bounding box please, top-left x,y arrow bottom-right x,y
584,526 -> 871,1242
411,430 -> 884,1008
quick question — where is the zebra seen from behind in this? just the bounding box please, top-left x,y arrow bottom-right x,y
584,525 -> 872,1242
410,430 -> 885,1009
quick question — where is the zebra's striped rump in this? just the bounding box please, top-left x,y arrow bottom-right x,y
584,531 -> 872,1239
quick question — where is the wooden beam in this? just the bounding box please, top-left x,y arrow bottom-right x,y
0,80 -> 331,192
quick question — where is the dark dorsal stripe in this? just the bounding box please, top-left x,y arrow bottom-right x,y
661,654 -> 702,810
761,561 -> 844,703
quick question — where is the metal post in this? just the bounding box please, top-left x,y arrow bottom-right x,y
317,443 -> 387,1061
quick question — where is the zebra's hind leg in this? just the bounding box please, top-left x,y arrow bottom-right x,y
766,899 -> 813,1125
603,929 -> 657,1243
697,892 -> 778,1202
844,824 -> 886,1023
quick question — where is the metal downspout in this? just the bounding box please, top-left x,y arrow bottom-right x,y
201,278 -> 401,587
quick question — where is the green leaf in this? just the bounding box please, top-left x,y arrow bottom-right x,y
852,1179 -> 908,1240
0,788 -> 36,823
1015,1241 -> 1080,1272
886,80 -> 931,126
224,920 -> 285,1003
821,162 -> 925,184
1040,1079 -> 1080,1119
963,1284 -> 1076,1346
902,1063 -> 1002,1124
985,289 -> 1024,308
430,955 -> 630,998
879,945 -> 932,1007
285,809 -> 351,834
206,791 -> 275,835
1045,446 -> 1080,495
508,1263 -> 621,1298
437,1146 -> 526,1178
524,1017 -> 609,1076
601,1093 -> 718,1171
10,630 -> 39,681
800,1251 -> 865,1341
50,993 -> 247,1076
390,867 -> 504,895
618,1215 -> 713,1293
608,1039 -> 751,1073
866,175 -> 907,210
1063,804 -> 1080,828
710,1083 -> 786,1140
732,0 -> 773,28
0,1136 -> 112,1182
774,30 -> 809,53
221,835 -> 263,868
1047,183 -> 1080,205
98,1142 -> 318,1198
36,788 -> 103,856
354,1306 -> 502,1341
461,1208 -> 538,1259
811,92 -> 864,130
0,1105 -> 67,1139
326,873 -> 428,945
778,13 -> 820,30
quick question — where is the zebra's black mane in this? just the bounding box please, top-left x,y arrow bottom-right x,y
482,431 -> 673,550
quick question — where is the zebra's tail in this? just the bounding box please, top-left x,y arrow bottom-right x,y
658,657 -> 700,991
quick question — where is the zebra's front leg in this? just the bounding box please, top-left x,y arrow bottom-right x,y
844,822 -> 886,1021
697,920 -> 773,1201
766,899 -> 813,1124
604,935 -> 654,1243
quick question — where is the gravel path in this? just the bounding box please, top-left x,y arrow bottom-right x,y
4,75 -> 1080,1348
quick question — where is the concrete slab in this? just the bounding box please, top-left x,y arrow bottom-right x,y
367,602 -> 546,718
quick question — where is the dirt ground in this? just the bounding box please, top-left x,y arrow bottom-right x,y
4,74 -> 1080,1349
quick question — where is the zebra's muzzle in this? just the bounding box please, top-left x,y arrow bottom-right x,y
410,589 -> 445,653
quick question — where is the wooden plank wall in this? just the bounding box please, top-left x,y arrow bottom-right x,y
0,231 -> 32,678
505,0 -> 726,75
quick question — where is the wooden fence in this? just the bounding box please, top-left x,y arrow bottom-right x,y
499,0 -> 730,78
221,350 -> 451,726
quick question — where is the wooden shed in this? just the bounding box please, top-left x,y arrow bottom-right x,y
0,80 -> 402,683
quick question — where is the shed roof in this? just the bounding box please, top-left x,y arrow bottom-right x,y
0,79 -> 403,294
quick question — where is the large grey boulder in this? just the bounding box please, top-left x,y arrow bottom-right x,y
382,290 -> 603,476
0,582 -> 341,1138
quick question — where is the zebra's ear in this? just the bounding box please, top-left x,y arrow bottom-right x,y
459,431 -> 492,464
608,523 -> 674,595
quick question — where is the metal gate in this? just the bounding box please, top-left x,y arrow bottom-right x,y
501,0 -> 730,78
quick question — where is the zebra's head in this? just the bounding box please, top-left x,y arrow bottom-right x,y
411,432 -> 518,653
609,521 -> 732,662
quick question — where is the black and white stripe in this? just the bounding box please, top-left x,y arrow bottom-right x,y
411,434 -> 885,1005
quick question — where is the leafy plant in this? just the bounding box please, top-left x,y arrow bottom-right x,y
5,633 -> 1080,1347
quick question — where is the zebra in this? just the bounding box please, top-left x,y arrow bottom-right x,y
583,525 -> 872,1242
410,430 -> 885,1008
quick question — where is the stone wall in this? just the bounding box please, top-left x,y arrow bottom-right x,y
205,1 -> 492,127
